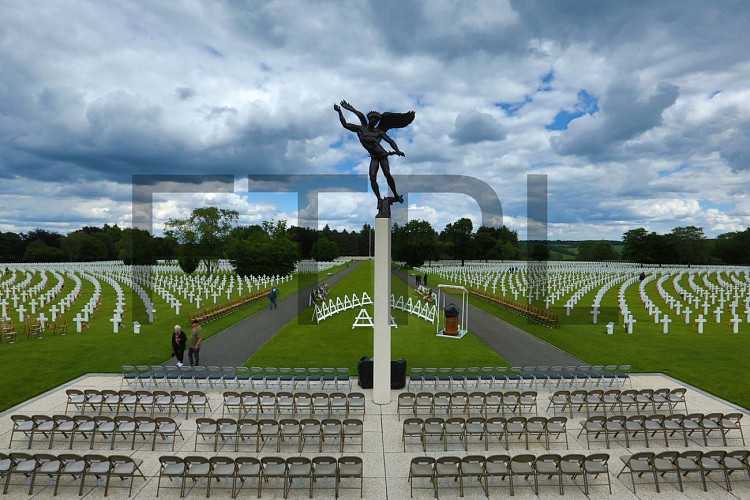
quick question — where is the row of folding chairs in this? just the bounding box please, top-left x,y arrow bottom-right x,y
222,391 -> 365,419
122,365 -> 352,392
403,416 -> 569,453
66,389 -> 211,418
579,412 -> 745,449
547,387 -> 688,417
9,414 -> 184,451
407,364 -> 632,392
409,452 -> 612,497
397,390 -> 538,419
0,452 -> 145,497
194,416 -> 363,454
618,449 -> 750,493
157,455 -> 363,499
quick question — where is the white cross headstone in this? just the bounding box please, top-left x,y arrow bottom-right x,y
653,307 -> 661,324
195,296 -> 202,309
212,291 -> 219,304
695,315 -> 707,334
702,302 -> 710,315
0,298 -> 7,319
110,314 -> 121,333
37,313 -> 48,331
729,315 -> 742,334
675,303 -> 682,315
590,306 -> 599,324
714,307 -> 723,323
147,308 -> 156,323
684,307 -> 692,323
50,305 -> 58,322
73,313 -> 85,333
745,306 -> 750,323
30,299 -> 37,314
565,300 -> 574,316
17,304 -> 26,322
626,315 -> 636,334
661,315 -> 672,334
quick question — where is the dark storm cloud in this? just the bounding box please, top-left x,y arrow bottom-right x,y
450,110 -> 506,145
552,80 -> 679,158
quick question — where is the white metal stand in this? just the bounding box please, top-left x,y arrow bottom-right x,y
436,284 -> 469,339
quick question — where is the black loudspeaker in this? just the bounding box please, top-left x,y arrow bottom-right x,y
356,357 -> 408,389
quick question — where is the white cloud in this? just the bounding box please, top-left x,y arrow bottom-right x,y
0,0 -> 749,240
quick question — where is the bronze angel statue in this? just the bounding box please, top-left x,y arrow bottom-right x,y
334,100 -> 415,216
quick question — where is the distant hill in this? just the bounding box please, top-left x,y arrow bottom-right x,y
519,240 -> 624,261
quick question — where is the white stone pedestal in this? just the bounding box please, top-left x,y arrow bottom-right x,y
373,217 -> 392,404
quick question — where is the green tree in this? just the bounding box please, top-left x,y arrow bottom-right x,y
670,226 -> 709,265
393,220 -> 439,267
23,240 -> 66,262
165,206 -> 239,275
310,237 -> 340,261
714,228 -> 750,265
528,242 -> 550,261
576,241 -> 618,261
118,228 -> 158,265
229,220 -> 300,277
61,231 -> 108,262
441,217 -> 474,266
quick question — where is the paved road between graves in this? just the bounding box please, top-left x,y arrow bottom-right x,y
395,271 -> 585,367
164,261 -> 363,367
168,261 -> 583,368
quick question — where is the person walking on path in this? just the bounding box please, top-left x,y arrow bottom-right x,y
188,319 -> 202,367
416,274 -> 421,288
171,325 -> 187,367
423,274 -> 428,287
269,284 -> 279,310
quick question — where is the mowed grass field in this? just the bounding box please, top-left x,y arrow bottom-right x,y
3,260 -> 749,414
431,270 -> 750,410
246,260 -> 508,372
0,267 -> 340,412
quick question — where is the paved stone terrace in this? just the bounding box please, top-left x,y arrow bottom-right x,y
1,373 -> 748,499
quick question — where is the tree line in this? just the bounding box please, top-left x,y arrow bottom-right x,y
1,208 -> 747,273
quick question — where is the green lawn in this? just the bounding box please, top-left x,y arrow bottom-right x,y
247,261 -> 508,372
0,266 -> 345,411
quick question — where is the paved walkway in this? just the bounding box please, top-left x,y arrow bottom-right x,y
166,261 -> 363,367
176,262 -> 584,369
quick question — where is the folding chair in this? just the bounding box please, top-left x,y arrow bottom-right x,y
53,453 -> 86,496
408,457 -> 436,498
434,456 -> 463,497
342,418 -> 363,452
509,453 -> 537,495
236,418 -> 259,452
108,455 -> 146,497
336,456 -> 363,498
233,457 -> 260,498
156,456 -> 185,497
278,418 -> 301,452
485,454 -> 511,495
534,454 -> 563,494
584,453 -> 612,494
79,454 -> 112,496
207,456 -> 235,497
259,456 -> 286,497
311,456 -> 337,497
617,452 -> 656,493
402,418 -> 424,452
284,457 -> 311,498
180,455 -> 211,498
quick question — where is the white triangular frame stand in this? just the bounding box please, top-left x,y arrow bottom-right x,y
373,217 -> 392,404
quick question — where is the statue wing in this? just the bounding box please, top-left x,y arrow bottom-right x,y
376,111 -> 415,132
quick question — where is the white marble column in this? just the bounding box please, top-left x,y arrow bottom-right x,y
373,217 -> 392,404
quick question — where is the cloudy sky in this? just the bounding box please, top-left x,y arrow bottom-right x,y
2,0 -> 749,240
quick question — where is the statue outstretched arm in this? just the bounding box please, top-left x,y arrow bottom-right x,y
383,133 -> 405,156
333,104 -> 360,132
339,100 -> 367,126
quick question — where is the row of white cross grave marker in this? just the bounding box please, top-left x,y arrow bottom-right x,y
417,262 -> 749,335
1,261 -> 293,335
312,292 -> 438,327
